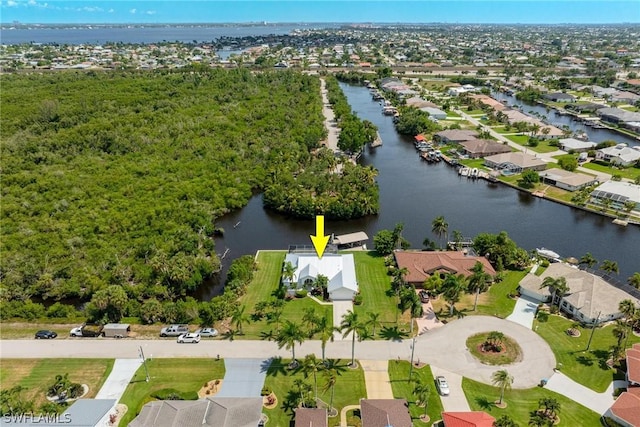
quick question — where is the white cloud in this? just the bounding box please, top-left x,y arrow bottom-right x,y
27,0 -> 35,5
6,0 -> 18,6
145,10 -> 156,15
108,8 -> 114,13
80,6 -> 103,12
129,8 -> 136,14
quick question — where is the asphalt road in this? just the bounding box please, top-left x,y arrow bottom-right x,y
0,316 -> 555,389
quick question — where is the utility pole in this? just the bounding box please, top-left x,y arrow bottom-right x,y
586,311 -> 601,351
408,337 -> 416,381
139,346 -> 150,382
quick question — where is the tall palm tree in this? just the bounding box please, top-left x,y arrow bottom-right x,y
468,261 -> 492,311
412,378 -> 431,418
538,397 -> 560,419
491,369 -> 513,405
340,310 -> 363,367
302,354 -> 321,401
539,276 -> 569,307
579,252 -> 597,268
282,261 -> 296,286
302,307 -> 319,334
601,260 -> 619,275
628,272 -> 640,289
441,273 -> 467,316
316,314 -> 339,362
619,300 -> 636,350
366,312 -> 382,337
322,367 -> 338,414
276,320 -> 305,365
231,305 -> 250,335
431,216 -> 449,249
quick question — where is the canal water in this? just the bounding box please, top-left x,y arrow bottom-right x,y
196,83 -> 639,299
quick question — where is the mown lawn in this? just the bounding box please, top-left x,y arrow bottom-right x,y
263,358 -> 366,427
351,251 -> 411,336
388,361 -> 444,425
463,377 -> 601,427
534,314 -> 640,392
432,270 -> 527,321
118,358 -> 225,427
0,359 -> 113,412
580,161 -> 640,181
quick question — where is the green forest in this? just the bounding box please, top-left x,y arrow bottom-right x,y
0,68 -> 378,310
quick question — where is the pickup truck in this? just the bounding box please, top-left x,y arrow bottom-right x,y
70,325 -> 102,337
160,324 -> 189,337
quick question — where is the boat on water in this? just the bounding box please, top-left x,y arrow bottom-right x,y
536,247 -> 561,260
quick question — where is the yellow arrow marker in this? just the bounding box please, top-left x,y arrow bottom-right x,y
310,215 -> 330,259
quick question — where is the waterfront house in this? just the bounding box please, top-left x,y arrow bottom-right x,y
596,144 -> 640,167
558,138 -> 597,152
539,169 -> 597,192
543,92 -> 576,103
421,107 -> 448,120
360,399 -> 412,427
394,251 -> 495,286
484,152 -> 547,173
295,408 -> 328,427
458,139 -> 512,158
129,397 -> 263,427
283,253 -> 358,301
589,181 -> 640,211
434,129 -> 478,143
442,411 -> 496,427
405,96 -> 439,109
517,263 -> 640,324
469,94 -> 506,111
597,108 -> 640,125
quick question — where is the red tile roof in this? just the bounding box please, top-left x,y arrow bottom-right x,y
627,343 -> 640,385
442,411 -> 496,427
609,389 -> 640,427
394,251 -> 496,284
415,134 -> 426,142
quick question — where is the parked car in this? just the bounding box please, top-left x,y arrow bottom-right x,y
436,376 -> 450,396
177,333 -> 201,344
195,328 -> 219,338
160,324 -> 189,337
35,330 -> 57,339
419,290 -> 430,303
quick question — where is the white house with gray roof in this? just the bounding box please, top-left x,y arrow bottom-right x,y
283,253 -> 358,301
596,144 -> 640,167
590,181 -> 640,212
518,263 -> 640,324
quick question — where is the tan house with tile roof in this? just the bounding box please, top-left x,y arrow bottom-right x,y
295,408 -> 328,427
394,251 -> 496,286
458,139 -> 512,158
605,386 -> 640,427
360,399 -> 412,427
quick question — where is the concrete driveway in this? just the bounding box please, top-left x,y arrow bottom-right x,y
216,358 -> 268,398
95,358 -> 142,401
332,300 -> 353,340
545,371 -> 619,415
360,360 -> 393,399
414,297 -> 444,335
430,366 -> 470,411
506,295 -> 539,329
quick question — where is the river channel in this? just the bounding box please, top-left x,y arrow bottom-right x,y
195,83 -> 639,299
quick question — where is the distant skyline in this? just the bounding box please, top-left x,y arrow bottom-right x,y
1,1 -> 639,25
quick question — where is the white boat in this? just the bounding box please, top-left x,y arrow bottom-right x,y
536,247 -> 560,260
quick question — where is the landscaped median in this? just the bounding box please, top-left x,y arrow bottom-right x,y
118,358 -> 225,427
534,314 -> 640,393
462,377 -> 602,426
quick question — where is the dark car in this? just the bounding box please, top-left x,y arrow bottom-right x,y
35,330 -> 57,339
419,290 -> 430,303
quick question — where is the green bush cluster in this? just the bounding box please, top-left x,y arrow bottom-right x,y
150,388 -> 198,401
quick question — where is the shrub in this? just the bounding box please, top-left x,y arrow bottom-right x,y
294,289 -> 308,298
261,386 -> 272,396
537,311 -> 549,322
151,388 -> 198,401
353,294 -> 364,305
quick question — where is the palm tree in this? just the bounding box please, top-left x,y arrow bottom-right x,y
340,310 -> 363,367
539,276 -> 569,307
441,273 -> 467,316
579,252 -> 597,268
538,397 -> 560,420
282,261 -> 296,286
293,378 -> 311,407
528,412 -> 547,427
486,331 -> 505,351
493,415 -> 518,427
431,216 -> 449,249
302,307 -> 319,334
366,312 -> 382,337
412,378 -> 431,418
468,261 -> 492,311
628,272 -> 640,289
316,314 -> 339,362
452,230 -> 464,250
601,260 -> 619,275
276,320 -> 305,365
491,369 -> 513,405
302,354 -> 321,401
231,305 -> 250,335
322,367 -> 338,415
612,320 -> 628,354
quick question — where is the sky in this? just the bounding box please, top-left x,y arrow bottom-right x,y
1,0 -> 639,24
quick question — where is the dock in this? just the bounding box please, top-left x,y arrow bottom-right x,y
370,131 -> 383,148
331,231 -> 369,249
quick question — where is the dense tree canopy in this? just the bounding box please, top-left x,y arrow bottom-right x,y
0,68 -> 378,306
